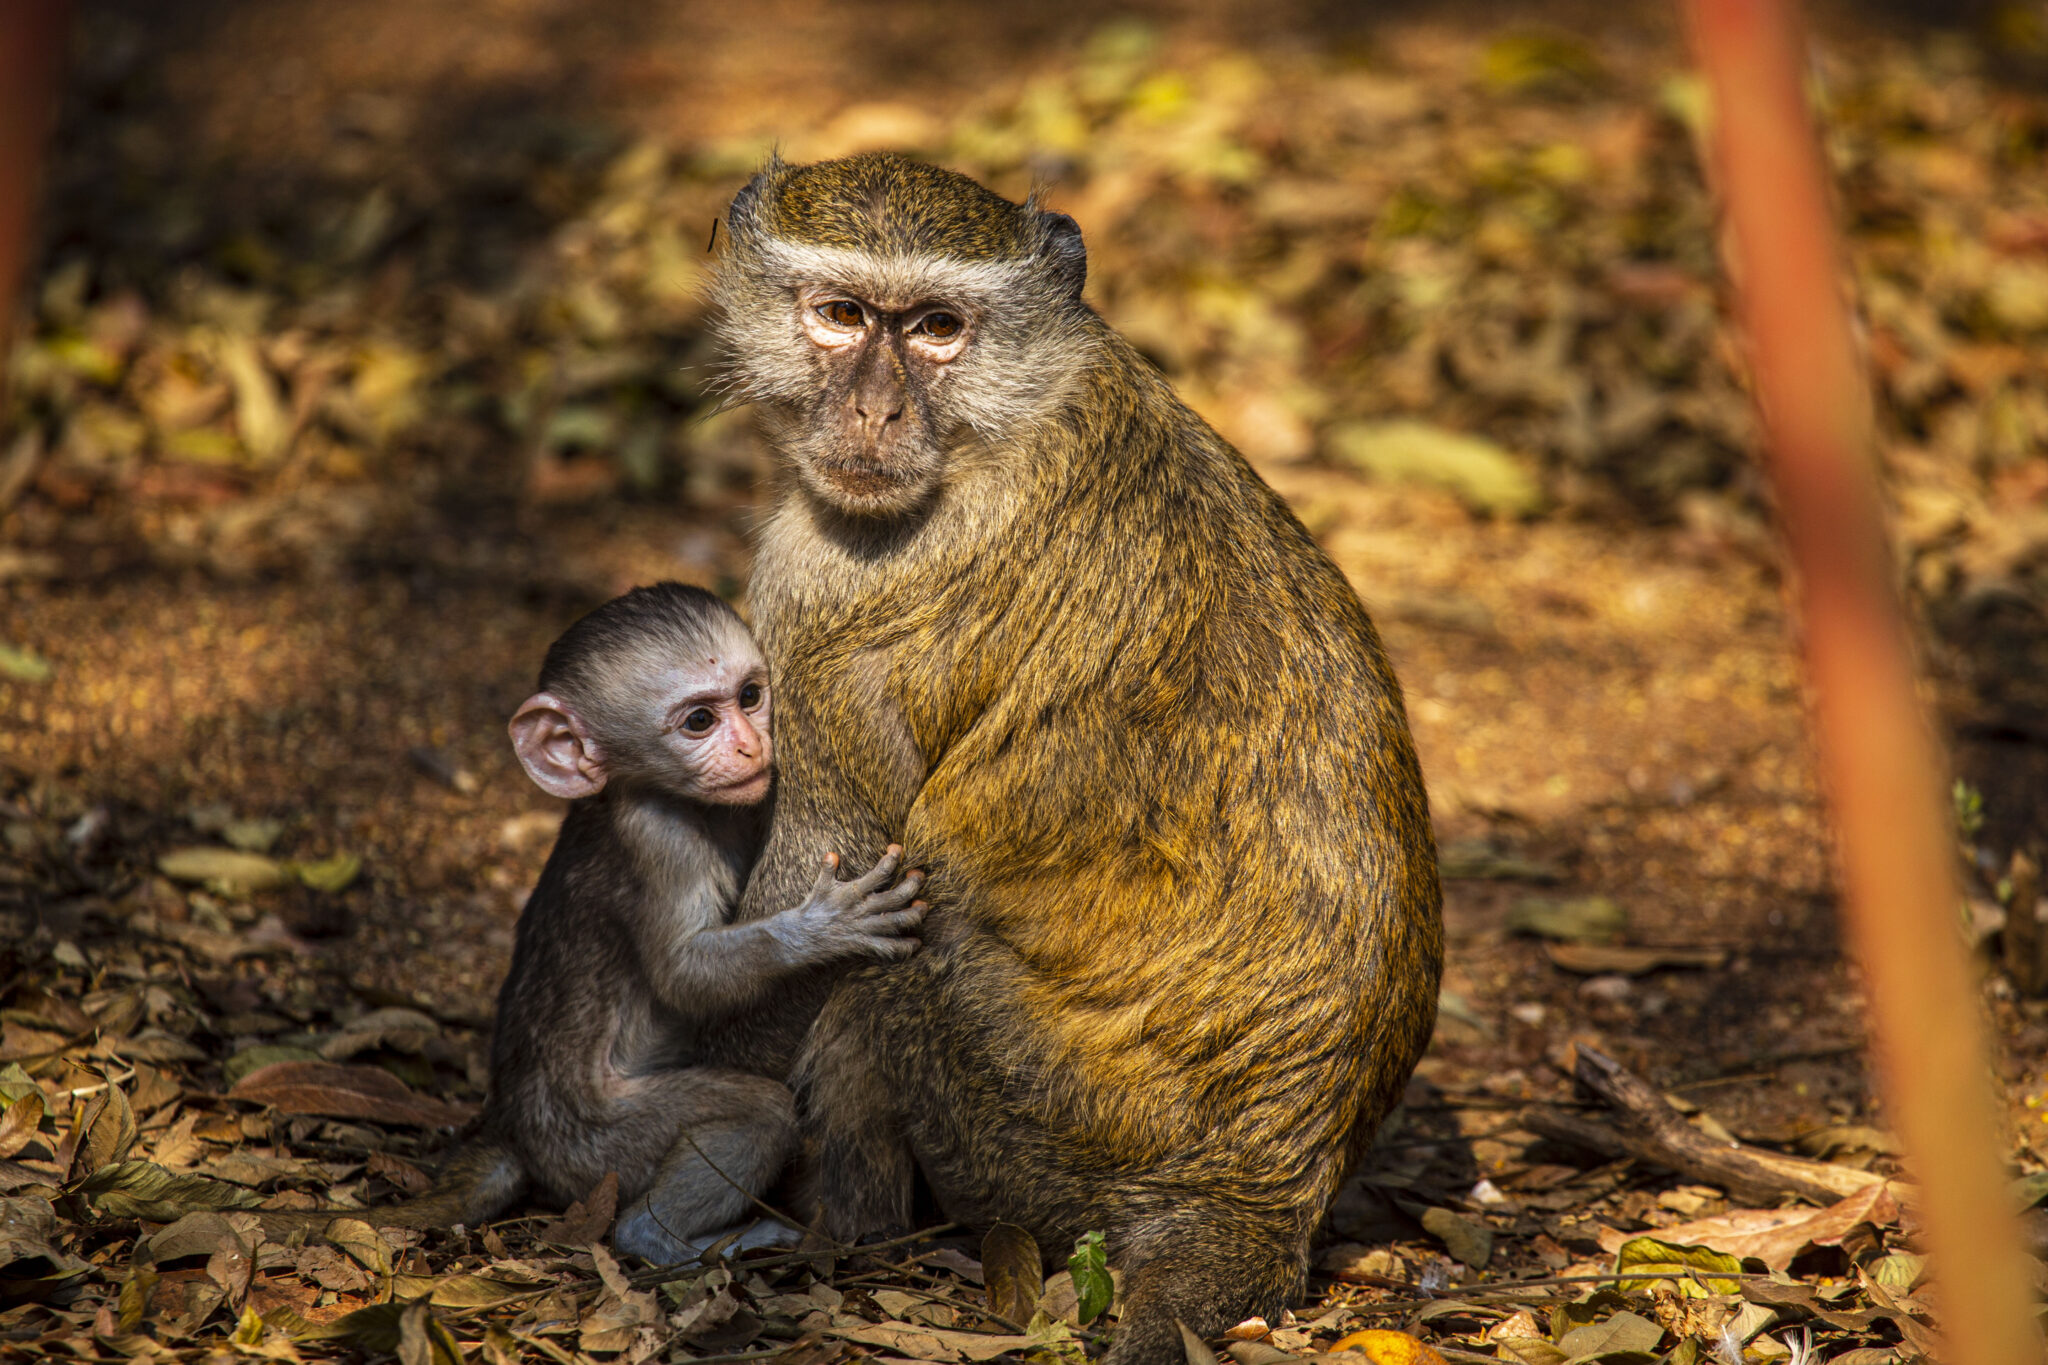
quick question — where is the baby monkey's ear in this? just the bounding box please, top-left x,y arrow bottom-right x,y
510,693 -> 608,799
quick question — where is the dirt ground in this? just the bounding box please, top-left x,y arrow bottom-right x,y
5,2 -> 2048,1362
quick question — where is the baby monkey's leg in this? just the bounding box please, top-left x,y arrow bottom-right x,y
611,1070 -> 798,1264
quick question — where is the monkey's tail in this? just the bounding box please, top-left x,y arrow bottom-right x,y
253,1141 -> 530,1238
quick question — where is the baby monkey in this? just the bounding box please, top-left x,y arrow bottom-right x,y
492,582 -> 925,1260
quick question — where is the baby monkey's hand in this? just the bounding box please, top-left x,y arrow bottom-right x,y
773,844 -> 926,964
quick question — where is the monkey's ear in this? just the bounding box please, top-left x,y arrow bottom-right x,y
1037,211 -> 1087,298
726,152 -> 786,243
509,693 -> 607,800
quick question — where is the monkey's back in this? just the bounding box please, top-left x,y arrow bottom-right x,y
762,332 -> 1442,1211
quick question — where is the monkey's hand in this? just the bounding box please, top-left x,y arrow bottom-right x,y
772,845 -> 926,964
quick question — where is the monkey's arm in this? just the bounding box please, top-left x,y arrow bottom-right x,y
642,848 -> 925,1017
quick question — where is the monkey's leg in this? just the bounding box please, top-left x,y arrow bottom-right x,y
611,1070 -> 798,1264
789,973 -> 917,1240
1105,1211 -> 1307,1365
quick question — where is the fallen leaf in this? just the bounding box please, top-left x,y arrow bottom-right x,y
1555,1308 -> 1662,1359
1594,1183 -> 1901,1270
157,846 -> 289,895
232,1303 -> 304,1361
539,1170 -> 617,1245
290,852 -> 362,893
1180,1320 -> 1222,1365
922,1246 -> 985,1284
72,1160 -> 265,1220
70,1076 -> 138,1178
1496,1339 -> 1570,1365
1508,895 -> 1626,943
319,1008 -> 439,1062
368,1150 -> 433,1195
146,1211 -> 260,1264
1421,1206 -> 1493,1269
1611,1236 -> 1743,1296
1544,942 -> 1729,975
325,1218 -> 396,1276
216,330 -> 290,463
0,1195 -> 95,1297
0,1093 -> 45,1160
424,1268 -> 553,1310
294,1243 -> 372,1293
832,1321 -> 1034,1362
0,644 -> 52,683
1329,419 -> 1544,517
225,1045 -> 325,1087
288,1298 -> 463,1365
982,1222 -> 1043,1326
222,819 -> 285,853
229,1060 -> 473,1128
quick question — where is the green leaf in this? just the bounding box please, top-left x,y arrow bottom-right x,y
1328,420 -> 1544,517
0,644 -> 52,684
1066,1229 -> 1113,1326
290,851 -> 362,893
1613,1235 -> 1743,1297
71,1160 -> 265,1221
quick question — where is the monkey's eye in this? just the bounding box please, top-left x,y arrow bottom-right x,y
681,707 -> 717,735
739,683 -> 763,709
916,312 -> 963,340
816,300 -> 866,329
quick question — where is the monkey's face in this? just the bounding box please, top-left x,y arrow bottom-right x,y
511,638 -> 774,807
710,156 -> 1097,521
648,662 -> 775,806
783,283 -> 969,514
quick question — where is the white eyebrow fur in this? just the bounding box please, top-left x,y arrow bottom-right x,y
751,240 -> 1040,307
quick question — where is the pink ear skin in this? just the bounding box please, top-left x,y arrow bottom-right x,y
509,692 -> 608,799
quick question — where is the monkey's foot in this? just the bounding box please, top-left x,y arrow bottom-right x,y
612,1213 -> 801,1264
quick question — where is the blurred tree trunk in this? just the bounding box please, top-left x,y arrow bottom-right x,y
0,0 -> 70,417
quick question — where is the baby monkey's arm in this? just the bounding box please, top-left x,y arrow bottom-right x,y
642,845 -> 925,1017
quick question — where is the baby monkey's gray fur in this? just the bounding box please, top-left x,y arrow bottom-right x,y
263,583 -> 924,1261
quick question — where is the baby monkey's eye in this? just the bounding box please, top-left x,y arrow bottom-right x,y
917,312 -> 963,340
817,300 -> 865,329
681,707 -> 717,735
739,683 -> 763,709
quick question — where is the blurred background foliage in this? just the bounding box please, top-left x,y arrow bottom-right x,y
4,0 -> 2047,603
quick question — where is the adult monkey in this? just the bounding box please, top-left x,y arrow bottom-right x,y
714,154 -> 1441,1365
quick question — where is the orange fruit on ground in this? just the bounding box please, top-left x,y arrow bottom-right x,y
1326,1329 -> 1451,1365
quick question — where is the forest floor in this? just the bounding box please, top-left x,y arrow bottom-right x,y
6,2 -> 2048,1362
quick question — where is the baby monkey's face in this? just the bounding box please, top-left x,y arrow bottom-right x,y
650,653 -> 773,805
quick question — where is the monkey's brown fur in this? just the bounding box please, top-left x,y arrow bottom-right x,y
716,155 -> 1442,1365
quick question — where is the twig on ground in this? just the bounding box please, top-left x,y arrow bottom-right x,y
1519,1045 -> 1884,1206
